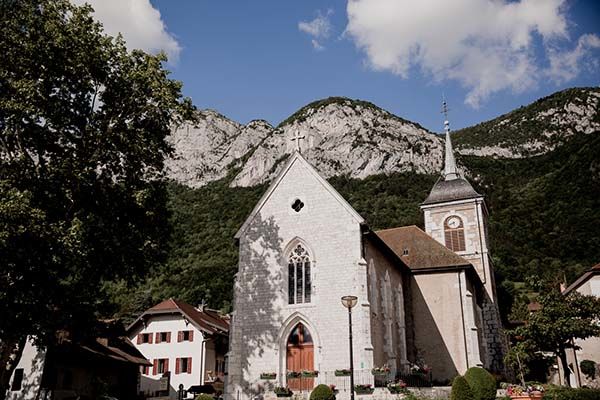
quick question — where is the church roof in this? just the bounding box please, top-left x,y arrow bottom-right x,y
234,151 -> 365,239
375,225 -> 472,272
422,177 -> 482,205
127,298 -> 229,335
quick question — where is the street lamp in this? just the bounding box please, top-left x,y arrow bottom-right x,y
341,295 -> 358,400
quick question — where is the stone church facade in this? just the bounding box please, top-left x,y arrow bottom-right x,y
225,125 -> 505,399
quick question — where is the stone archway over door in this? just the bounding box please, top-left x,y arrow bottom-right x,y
286,323 -> 314,391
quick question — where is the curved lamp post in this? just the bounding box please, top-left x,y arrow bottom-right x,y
341,295 -> 358,400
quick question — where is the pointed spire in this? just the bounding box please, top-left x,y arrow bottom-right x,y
442,98 -> 459,181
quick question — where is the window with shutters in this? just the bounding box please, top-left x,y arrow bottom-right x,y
287,243 -> 312,305
156,331 -> 170,343
176,357 -> 192,374
138,333 -> 152,344
178,330 -> 193,342
444,216 -> 466,252
157,358 -> 168,374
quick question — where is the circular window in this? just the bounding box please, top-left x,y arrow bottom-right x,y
291,199 -> 304,212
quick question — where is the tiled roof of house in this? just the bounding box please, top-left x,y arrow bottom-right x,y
375,225 -> 472,271
128,298 -> 229,335
562,262 -> 600,296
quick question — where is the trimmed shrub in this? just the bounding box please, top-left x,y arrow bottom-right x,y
464,367 -> 496,400
195,395 -> 214,400
310,384 -> 335,400
451,376 -> 474,400
545,386 -> 600,400
580,359 -> 596,379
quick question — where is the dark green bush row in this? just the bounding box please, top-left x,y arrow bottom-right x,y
544,386 -> 600,400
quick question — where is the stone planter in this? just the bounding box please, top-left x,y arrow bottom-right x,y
509,393 -> 544,400
260,373 -> 277,380
301,371 -> 319,378
355,387 -> 374,395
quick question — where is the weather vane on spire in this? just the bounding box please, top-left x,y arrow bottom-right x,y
291,130 -> 305,153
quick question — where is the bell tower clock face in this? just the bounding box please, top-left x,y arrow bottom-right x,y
447,216 -> 461,229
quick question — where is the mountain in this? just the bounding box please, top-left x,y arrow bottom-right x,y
453,87 -> 600,157
108,87 -> 600,323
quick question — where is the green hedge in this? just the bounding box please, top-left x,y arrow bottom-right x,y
451,376 -> 474,400
464,367 -> 496,400
195,395 -> 214,400
545,386 -> 600,400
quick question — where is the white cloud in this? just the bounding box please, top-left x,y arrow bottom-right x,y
72,0 -> 181,62
546,34 -> 600,84
299,9 -> 333,51
345,0 -> 599,107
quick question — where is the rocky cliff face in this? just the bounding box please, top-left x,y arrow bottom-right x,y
165,88 -> 599,188
453,87 -> 600,157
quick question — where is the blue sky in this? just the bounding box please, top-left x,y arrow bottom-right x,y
82,0 -> 600,132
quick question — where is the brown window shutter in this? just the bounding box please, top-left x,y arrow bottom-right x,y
148,333 -> 153,344
155,332 -> 160,344
167,332 -> 171,343
164,358 -> 169,373
175,358 -> 180,374
153,359 -> 158,375
188,358 -> 192,374
137,334 -> 142,345
189,330 -> 194,342
178,331 -> 182,342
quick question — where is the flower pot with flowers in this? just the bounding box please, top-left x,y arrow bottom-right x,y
329,385 -> 339,395
371,365 -> 390,376
387,380 -> 409,394
260,372 -> 277,380
354,384 -> 374,395
274,387 -> 293,398
334,369 -> 351,377
286,371 -> 301,379
301,370 -> 319,378
505,384 -> 545,399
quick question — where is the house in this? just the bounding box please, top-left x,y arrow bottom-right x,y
127,299 -> 229,399
561,263 -> 600,388
225,113 -> 506,400
6,322 -> 150,400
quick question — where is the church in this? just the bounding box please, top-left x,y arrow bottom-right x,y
225,115 -> 506,399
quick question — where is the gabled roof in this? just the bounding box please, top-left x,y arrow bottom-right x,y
562,263 -> 600,296
234,151 -> 365,239
375,225 -> 472,272
127,299 -> 229,335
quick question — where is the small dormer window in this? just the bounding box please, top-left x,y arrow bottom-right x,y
444,216 -> 466,252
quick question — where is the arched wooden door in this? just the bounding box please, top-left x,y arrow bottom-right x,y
286,323 -> 314,391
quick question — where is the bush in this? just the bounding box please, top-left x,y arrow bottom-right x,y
464,367 -> 496,400
580,360 -> 596,379
195,395 -> 214,400
451,376 -> 474,400
310,384 -> 335,400
545,386 -> 600,400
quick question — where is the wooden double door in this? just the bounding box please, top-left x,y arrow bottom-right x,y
286,323 -> 314,391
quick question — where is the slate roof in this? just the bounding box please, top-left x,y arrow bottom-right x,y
375,225 -> 472,272
422,177 -> 482,205
562,263 -> 600,296
128,298 -> 229,335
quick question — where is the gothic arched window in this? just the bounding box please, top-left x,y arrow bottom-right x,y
288,244 -> 311,304
444,216 -> 466,252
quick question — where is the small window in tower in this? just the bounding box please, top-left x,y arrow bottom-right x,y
444,216 -> 466,252
402,248 -> 409,256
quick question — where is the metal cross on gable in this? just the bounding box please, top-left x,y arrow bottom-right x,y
291,130 -> 306,153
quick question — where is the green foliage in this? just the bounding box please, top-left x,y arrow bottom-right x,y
195,395 -> 214,400
310,384 -> 335,400
464,367 -> 497,400
451,376 -> 475,400
580,360 -> 596,379
544,386 -> 600,400
0,0 -> 193,387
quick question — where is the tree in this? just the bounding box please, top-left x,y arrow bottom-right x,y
0,0 -> 194,394
510,286 -> 600,387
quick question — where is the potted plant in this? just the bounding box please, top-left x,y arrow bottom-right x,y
334,369 -> 351,377
387,380 -> 408,394
301,369 -> 319,378
329,385 -> 339,395
286,371 -> 301,379
371,365 -> 390,376
260,372 -> 277,380
354,384 -> 374,395
274,387 -> 293,398
505,384 -> 545,399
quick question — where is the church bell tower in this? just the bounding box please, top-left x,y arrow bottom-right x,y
420,101 -> 496,301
